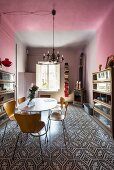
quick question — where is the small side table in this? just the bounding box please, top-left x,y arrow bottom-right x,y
73,89 -> 86,106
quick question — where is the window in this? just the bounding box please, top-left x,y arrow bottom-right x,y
36,62 -> 60,91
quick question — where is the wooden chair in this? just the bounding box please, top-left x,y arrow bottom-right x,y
1,100 -> 16,144
18,97 -> 26,104
13,113 -> 48,162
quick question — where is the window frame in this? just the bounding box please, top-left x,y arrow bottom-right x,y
36,62 -> 60,92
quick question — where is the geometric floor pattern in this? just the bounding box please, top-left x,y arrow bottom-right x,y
0,105 -> 114,170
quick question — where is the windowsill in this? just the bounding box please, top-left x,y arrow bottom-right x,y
38,89 -> 59,92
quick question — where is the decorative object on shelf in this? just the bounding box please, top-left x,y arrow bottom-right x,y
2,58 -> 12,67
43,9 -> 64,64
99,64 -> 102,71
78,81 -> 81,90
75,81 -> 82,90
64,63 -> 69,97
105,55 -> 114,68
76,81 -> 79,89
27,84 -> 39,105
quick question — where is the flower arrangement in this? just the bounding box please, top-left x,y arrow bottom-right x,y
28,84 -> 39,105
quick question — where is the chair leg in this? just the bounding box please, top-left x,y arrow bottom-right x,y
12,132 -> 21,160
1,122 -> 7,144
48,119 -> 51,129
62,120 -> 69,143
44,126 -> 48,143
47,117 -> 50,131
39,136 -> 44,163
62,120 -> 67,146
62,119 -> 66,131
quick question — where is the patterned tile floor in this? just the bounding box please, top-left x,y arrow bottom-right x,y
0,105 -> 114,170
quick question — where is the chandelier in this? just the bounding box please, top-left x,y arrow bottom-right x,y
43,9 -> 64,64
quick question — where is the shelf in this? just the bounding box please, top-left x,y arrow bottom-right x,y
64,63 -> 69,97
0,69 -> 14,74
0,111 -> 6,118
0,70 -> 15,126
94,109 -> 112,129
0,90 -> 15,95
93,80 -> 111,83
0,98 -> 15,105
93,99 -> 111,108
0,118 -> 9,126
94,107 -> 112,121
92,68 -> 111,75
92,67 -> 114,138
93,116 -> 112,135
93,89 -> 111,95
0,80 -> 15,83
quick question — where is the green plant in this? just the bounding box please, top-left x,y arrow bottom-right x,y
28,85 -> 38,104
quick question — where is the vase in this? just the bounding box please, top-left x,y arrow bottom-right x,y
27,99 -> 35,107
27,98 -> 33,105
2,58 -> 12,67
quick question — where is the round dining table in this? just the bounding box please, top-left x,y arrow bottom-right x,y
17,97 -> 57,113
17,98 -> 57,137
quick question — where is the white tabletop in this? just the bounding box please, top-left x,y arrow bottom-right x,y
17,98 -> 57,112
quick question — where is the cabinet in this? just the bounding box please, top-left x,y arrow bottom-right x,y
64,63 -> 69,97
92,68 -> 114,137
0,70 -> 15,125
73,89 -> 86,106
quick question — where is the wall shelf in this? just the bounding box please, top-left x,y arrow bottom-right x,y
92,67 -> 114,138
0,70 -> 15,126
64,63 -> 69,97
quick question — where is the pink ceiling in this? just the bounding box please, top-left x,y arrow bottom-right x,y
0,0 -> 114,32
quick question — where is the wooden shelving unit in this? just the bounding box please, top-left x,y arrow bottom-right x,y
0,70 -> 15,125
64,63 -> 69,97
92,67 -> 114,137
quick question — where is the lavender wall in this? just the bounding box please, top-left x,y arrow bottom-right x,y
15,37 -> 27,99
16,38 -> 27,73
85,34 -> 96,103
26,47 -> 82,102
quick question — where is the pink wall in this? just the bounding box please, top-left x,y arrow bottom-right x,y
85,5 -> 114,104
96,5 -> 114,69
0,16 -> 15,73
